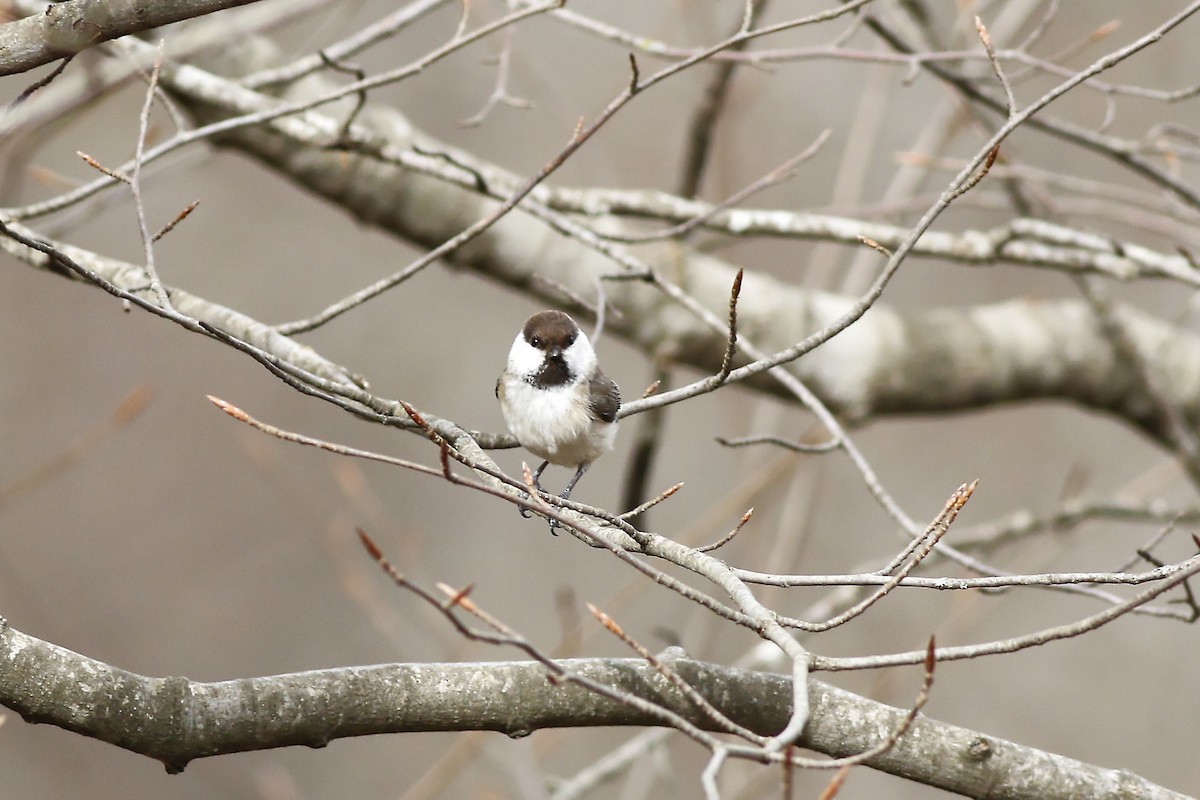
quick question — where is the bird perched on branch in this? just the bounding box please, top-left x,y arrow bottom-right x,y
496,310 -> 620,526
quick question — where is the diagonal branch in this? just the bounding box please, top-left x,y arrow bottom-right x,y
0,0 -> 267,76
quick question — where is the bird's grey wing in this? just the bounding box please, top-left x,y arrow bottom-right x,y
588,370 -> 620,423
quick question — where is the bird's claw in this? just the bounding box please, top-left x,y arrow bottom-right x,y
517,490 -> 533,518
515,462 -> 575,535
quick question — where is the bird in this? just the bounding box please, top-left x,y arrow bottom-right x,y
496,310 -> 620,526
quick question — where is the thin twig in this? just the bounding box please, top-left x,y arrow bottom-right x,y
619,366 -> 671,527
356,530 -> 730,751
779,482 -> 976,633
7,1 -> 567,224
151,201 -> 199,242
243,0 -> 452,88
1133,551 -> 1200,621
812,552 -> 1200,671
618,480 -> 683,520
7,54 -> 74,110
529,273 -> 624,325
696,508 -> 753,553
131,42 -> 172,310
601,131 -> 833,244
701,748 -> 727,800
77,151 -> 130,184
675,0 -> 770,198
715,434 -> 839,454
459,24 -> 533,127
817,766 -> 850,800
588,605 -> 763,743
270,3 -> 865,334
716,268 -> 743,384
550,730 -> 671,800
317,51 -> 368,140
947,144 -> 1000,202
975,16 -> 1017,115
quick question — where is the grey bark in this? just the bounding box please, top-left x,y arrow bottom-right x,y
0,0 -> 265,75
0,619 -> 1188,799
162,38 -> 1200,451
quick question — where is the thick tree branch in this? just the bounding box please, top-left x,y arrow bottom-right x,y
153,41 -> 1200,446
5,23 -> 1199,456
529,193 -> 1200,285
0,619 -> 1187,799
6,156 -> 1200,461
0,0 -> 266,76
1,7 -> 1198,797
5,208 -> 1199,461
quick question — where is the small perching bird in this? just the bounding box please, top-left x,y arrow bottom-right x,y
496,310 -> 620,524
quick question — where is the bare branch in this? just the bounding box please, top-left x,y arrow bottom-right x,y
716,268 -> 743,385
5,621 -> 1183,797
697,508 -> 754,553
812,552 -> 1200,671
975,16 -> 1017,115
588,604 -> 763,745
130,41 -> 172,310
242,0 -> 452,88
0,0 -> 266,76
151,201 -> 199,242
459,25 -> 533,128
619,481 -> 683,521
716,434 -> 839,454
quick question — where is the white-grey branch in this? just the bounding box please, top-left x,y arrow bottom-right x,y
0,619 -> 1186,799
5,34 -> 1200,454
158,38 -> 1200,452
0,0 -> 266,75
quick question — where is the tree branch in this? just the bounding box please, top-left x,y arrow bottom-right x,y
0,619 -> 1187,799
111,36 -> 1200,451
6,189 -> 1200,455
0,0 -> 266,76
6,19 -> 1200,456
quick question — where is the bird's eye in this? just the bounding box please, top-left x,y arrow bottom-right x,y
566,333 -> 576,346
530,336 -> 541,348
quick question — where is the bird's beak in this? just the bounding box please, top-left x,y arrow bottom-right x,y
548,346 -> 562,358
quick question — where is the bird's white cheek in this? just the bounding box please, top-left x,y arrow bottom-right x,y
507,336 -> 544,376
563,335 -> 597,378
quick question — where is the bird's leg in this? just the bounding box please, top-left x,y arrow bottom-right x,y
547,462 -> 591,531
519,460 -> 550,518
561,462 -> 590,501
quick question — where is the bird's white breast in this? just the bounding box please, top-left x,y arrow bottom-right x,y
499,375 -> 617,467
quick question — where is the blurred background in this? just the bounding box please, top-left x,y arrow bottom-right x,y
2,1 -> 1199,797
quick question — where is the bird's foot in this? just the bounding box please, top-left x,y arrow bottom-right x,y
544,485 -> 578,533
